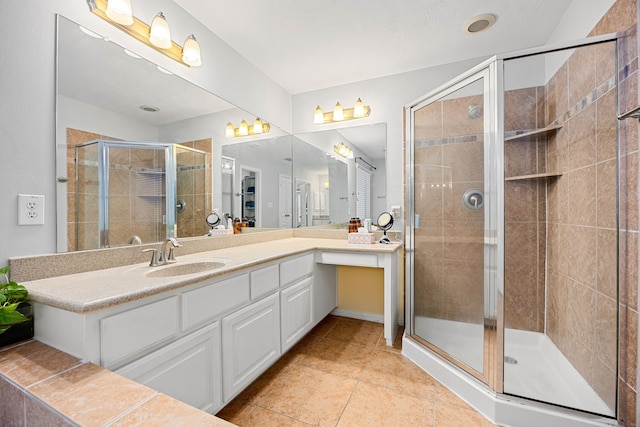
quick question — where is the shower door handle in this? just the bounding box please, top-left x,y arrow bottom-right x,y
414,214 -> 420,228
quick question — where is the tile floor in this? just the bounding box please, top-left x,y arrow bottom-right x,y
217,315 -> 499,427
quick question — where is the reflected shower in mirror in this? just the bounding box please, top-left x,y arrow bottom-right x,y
55,15 -> 288,251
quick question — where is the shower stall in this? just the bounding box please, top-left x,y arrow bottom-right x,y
73,139 -> 208,250
405,34 -> 623,425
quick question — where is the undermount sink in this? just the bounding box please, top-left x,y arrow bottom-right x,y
146,261 -> 227,278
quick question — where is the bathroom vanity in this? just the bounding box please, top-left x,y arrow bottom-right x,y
15,237 -> 400,414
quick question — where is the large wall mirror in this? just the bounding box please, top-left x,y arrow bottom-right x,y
56,15 -> 387,253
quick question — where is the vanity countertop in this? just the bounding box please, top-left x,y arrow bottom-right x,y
21,237 -> 401,314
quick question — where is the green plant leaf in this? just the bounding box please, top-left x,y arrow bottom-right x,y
0,304 -> 28,326
2,283 -> 28,303
0,266 -> 9,276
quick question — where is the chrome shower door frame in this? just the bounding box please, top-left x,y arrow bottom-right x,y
405,60 -> 504,390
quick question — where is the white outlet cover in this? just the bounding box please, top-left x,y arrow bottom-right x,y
18,194 -> 44,225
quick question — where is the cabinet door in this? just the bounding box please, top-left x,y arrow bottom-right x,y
115,322 -> 222,414
222,293 -> 280,402
281,277 -> 314,353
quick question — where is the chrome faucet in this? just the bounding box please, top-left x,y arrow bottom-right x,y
159,237 -> 182,264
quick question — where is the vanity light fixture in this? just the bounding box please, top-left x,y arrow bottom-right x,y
105,0 -> 133,25
226,119 -> 271,138
149,12 -> 172,49
333,142 -> 354,159
86,0 -> 202,67
314,98 -> 371,124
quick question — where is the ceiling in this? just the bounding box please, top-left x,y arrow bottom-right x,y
173,0 -> 576,94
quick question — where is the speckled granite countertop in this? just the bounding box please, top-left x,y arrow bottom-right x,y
21,237 -> 401,314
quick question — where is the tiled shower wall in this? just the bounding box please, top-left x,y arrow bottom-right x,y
175,140 -> 213,238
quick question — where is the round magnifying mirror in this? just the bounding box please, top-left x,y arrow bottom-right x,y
377,212 -> 393,244
205,212 -> 220,229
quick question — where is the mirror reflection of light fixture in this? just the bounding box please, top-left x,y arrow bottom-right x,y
87,0 -> 202,67
226,118 -> 271,138
334,142 -> 354,159
149,12 -> 172,49
105,0 -> 133,25
314,98 -> 371,124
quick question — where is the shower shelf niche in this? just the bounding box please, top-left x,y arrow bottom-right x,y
505,172 -> 562,181
504,124 -> 562,142
504,124 -> 562,181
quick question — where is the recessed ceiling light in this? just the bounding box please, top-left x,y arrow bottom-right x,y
140,105 -> 160,112
463,14 -> 497,34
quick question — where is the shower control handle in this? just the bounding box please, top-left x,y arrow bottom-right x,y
462,189 -> 484,211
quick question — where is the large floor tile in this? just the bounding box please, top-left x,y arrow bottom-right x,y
360,349 -> 436,399
235,406 -> 313,427
325,318 -> 383,347
254,363 -> 357,427
337,381 -> 434,427
299,337 -> 373,378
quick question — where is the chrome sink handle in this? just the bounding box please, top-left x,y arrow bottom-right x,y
142,248 -> 159,267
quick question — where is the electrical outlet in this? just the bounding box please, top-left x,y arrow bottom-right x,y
18,194 -> 45,225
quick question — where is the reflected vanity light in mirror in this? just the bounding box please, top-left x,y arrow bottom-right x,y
226,119 -> 271,137
87,0 -> 202,67
334,142 -> 353,159
314,98 -> 371,124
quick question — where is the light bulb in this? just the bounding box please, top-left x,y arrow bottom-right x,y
354,98 -> 365,117
182,34 -> 202,67
314,105 -> 324,124
333,102 -> 344,121
106,0 -> 133,26
239,120 -> 249,136
149,12 -> 172,49
225,123 -> 235,138
252,118 -> 263,134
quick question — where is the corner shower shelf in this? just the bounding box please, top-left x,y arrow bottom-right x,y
505,172 -> 562,181
504,124 -> 562,142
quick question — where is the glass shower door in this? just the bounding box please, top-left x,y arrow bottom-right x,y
410,69 -> 494,381
100,142 -> 174,247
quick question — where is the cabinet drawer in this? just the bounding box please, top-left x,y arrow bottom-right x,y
101,296 -> 179,369
318,251 -> 379,267
250,264 -> 279,300
280,253 -> 314,287
182,273 -> 250,331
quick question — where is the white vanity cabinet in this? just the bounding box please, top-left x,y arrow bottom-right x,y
29,243 -> 402,415
280,276 -> 313,353
221,292 -> 281,402
115,322 -> 222,413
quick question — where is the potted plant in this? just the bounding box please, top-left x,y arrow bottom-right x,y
0,266 -> 33,347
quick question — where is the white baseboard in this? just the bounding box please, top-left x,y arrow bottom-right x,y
330,309 -> 405,326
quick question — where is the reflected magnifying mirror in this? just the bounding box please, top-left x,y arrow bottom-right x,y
377,212 -> 393,244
